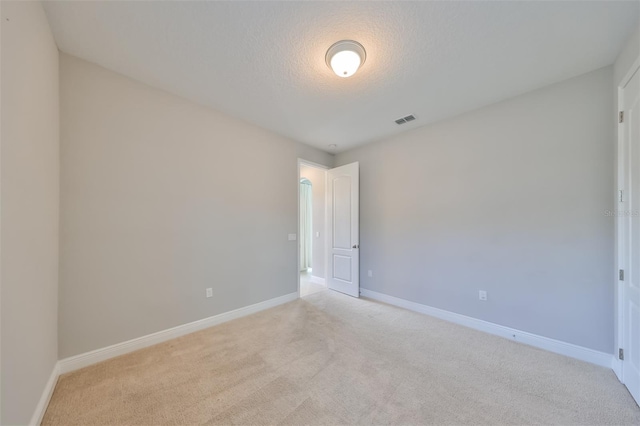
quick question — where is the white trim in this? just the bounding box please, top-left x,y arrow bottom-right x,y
309,275 -> 326,285
615,78 -> 626,382
297,159 -> 301,298
30,362 -> 59,426
297,158 -> 331,299
615,56 -> 640,385
58,292 -> 298,374
612,358 -> 623,380
298,158 -> 330,170
361,289 -> 614,369
618,57 -> 640,88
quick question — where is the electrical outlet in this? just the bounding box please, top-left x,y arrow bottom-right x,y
206,288 -> 213,298
368,270 -> 373,277
479,290 -> 487,301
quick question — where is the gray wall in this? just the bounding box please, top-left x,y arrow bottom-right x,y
1,2 -> 60,424
614,24 -> 639,87
336,66 -> 615,353
59,54 -> 333,358
300,165 -> 326,279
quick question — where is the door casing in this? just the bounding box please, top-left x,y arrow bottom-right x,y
614,56 -> 640,404
297,158 -> 329,298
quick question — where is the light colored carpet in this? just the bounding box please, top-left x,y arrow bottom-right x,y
300,271 -> 325,297
43,290 -> 640,425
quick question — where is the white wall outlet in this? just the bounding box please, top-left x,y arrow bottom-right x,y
368,270 -> 373,277
316,231 -> 320,238
479,290 -> 487,301
288,233 -> 297,241
206,288 -> 213,298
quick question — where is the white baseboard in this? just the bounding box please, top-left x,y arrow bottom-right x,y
361,289 -> 615,369
30,362 -> 59,426
612,357 -> 623,381
58,292 -> 298,374
309,275 -> 325,285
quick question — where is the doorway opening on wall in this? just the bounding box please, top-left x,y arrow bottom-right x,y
615,58 -> 640,406
298,160 -> 328,297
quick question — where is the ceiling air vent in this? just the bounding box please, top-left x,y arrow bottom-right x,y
395,114 -> 416,125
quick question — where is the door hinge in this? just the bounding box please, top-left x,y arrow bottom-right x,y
619,189 -> 624,203
619,111 -> 624,123
619,348 -> 624,360
619,269 -> 625,281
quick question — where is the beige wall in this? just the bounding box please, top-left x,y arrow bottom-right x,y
59,53 -> 333,358
300,165 -> 326,279
1,1 -> 60,424
336,66 -> 615,353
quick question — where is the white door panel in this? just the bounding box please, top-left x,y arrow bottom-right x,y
333,176 -> 352,249
620,64 -> 640,405
327,162 -> 359,297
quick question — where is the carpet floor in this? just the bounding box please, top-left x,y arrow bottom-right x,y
43,289 -> 640,425
300,271 -> 325,297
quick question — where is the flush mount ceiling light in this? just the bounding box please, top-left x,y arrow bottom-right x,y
326,40 -> 366,78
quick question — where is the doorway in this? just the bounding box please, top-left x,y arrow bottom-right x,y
298,160 -> 328,297
615,59 -> 640,406
297,159 -> 361,299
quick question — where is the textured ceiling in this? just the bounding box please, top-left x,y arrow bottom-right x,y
43,1 -> 639,153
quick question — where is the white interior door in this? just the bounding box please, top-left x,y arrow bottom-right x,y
327,162 -> 359,297
619,64 -> 640,406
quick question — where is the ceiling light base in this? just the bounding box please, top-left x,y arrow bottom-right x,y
326,40 -> 366,78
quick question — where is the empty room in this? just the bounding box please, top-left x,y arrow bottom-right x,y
2,0 -> 640,425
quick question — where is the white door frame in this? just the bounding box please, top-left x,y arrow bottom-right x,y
297,158 -> 329,298
614,56 -> 640,382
